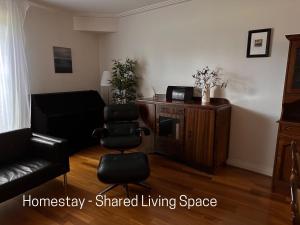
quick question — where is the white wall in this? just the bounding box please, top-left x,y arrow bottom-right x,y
25,6 -> 101,94
101,0 -> 300,176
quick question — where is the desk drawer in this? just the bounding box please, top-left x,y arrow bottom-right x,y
157,105 -> 184,115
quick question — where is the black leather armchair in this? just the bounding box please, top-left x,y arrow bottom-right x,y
93,104 -> 151,196
0,128 -> 69,203
92,104 -> 150,152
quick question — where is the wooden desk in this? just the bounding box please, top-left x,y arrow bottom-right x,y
137,97 -> 231,174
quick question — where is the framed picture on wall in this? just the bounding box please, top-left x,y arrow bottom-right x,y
246,28 -> 272,58
53,47 -> 73,73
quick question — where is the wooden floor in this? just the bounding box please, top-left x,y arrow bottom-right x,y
0,146 -> 291,225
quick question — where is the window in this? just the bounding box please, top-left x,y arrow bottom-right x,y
0,0 -> 30,133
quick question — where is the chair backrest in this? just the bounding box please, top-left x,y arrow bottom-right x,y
104,104 -> 139,122
291,141 -> 300,225
104,104 -> 139,136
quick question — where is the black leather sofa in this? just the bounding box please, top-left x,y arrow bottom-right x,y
0,128 -> 69,203
31,90 -> 105,154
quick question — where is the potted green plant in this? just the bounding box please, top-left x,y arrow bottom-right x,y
111,58 -> 138,104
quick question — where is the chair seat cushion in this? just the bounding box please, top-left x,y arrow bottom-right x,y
100,135 -> 141,149
0,158 -> 52,185
97,152 -> 150,184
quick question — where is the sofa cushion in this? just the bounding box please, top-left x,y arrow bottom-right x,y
0,129 -> 31,164
105,122 -> 139,136
0,129 -> 70,203
0,158 -> 52,185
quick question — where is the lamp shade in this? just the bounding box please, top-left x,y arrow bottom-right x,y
101,71 -> 112,86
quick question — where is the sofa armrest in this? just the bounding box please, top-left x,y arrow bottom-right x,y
30,134 -> 69,167
32,133 -> 66,143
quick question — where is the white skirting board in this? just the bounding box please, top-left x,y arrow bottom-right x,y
226,158 -> 273,177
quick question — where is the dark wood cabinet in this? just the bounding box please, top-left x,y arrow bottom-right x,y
184,108 -> 215,168
137,97 -> 231,173
155,104 -> 185,157
273,34 -> 300,195
286,39 -> 300,94
273,134 -> 294,194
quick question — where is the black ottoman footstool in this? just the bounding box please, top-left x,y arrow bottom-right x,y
97,152 -> 150,196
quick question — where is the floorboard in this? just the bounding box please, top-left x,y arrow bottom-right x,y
0,146 -> 290,225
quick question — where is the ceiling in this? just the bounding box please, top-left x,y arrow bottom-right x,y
31,0 -> 169,15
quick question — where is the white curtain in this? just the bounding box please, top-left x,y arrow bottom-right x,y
0,0 -> 30,133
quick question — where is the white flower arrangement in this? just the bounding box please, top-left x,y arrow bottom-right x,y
192,66 -> 227,90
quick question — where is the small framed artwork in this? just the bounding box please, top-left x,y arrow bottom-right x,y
246,28 -> 272,58
53,47 -> 73,73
